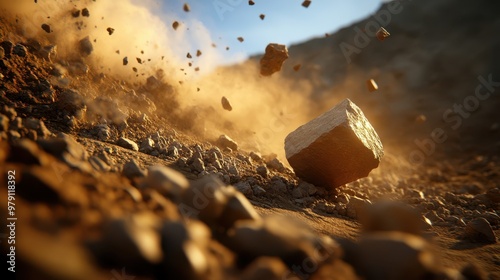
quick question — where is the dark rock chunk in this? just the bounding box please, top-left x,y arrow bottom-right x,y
260,43 -> 289,76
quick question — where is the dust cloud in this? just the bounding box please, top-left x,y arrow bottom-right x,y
1,0 -> 322,159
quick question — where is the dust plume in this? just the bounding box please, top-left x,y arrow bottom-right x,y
0,0 -> 321,159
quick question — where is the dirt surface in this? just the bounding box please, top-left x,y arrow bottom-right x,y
0,0 -> 499,280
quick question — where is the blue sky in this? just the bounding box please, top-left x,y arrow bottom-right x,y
150,0 -> 383,65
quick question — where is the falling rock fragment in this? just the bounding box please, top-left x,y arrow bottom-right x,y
376,27 -> 390,41
248,0 -> 255,5
183,3 -> 190,12
82,8 -> 90,17
367,79 -> 378,92
293,64 -> 301,71
123,57 -> 128,66
172,21 -> 180,30
259,14 -> 265,20
465,217 -> 497,243
41,23 -> 51,33
237,37 -> 244,42
71,9 -> 80,17
106,27 -> 115,35
260,43 -> 289,76
285,98 -> 383,189
302,0 -> 312,8
221,96 -> 232,111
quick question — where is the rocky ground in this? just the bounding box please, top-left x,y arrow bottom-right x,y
1,1 -> 500,280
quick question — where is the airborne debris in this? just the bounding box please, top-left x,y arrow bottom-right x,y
376,27 -> 390,41
237,37 -> 244,42
41,24 -> 51,33
183,3 -> 190,12
194,67 -> 200,72
249,0 -> 255,5
82,8 -> 90,17
221,97 -> 232,111
367,79 -> 378,92
71,9 -> 80,18
293,64 -> 301,71
136,57 -> 142,64
196,50 -> 202,57
106,27 -> 115,35
186,52 -> 192,58
260,43 -> 289,76
172,21 -> 179,30
302,0 -> 311,8
122,57 -> 128,66
259,14 -> 265,20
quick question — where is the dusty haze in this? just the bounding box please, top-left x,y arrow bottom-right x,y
0,0 -> 336,159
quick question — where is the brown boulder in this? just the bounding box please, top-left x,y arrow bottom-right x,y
285,99 -> 383,188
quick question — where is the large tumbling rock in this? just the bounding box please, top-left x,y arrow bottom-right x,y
285,99 -> 383,188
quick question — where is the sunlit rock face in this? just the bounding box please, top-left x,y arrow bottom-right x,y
285,99 -> 383,189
